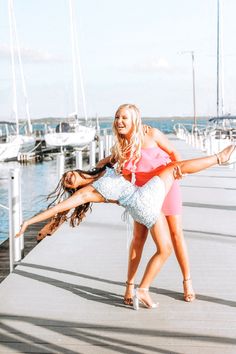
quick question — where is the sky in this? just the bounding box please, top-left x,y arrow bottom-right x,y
0,0 -> 236,120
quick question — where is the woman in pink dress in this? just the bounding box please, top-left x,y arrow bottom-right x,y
103,103 -> 195,304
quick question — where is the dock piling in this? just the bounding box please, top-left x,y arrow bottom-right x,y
57,153 -> 65,180
8,169 -> 23,272
75,150 -> 83,169
89,141 -> 96,168
98,138 -> 104,160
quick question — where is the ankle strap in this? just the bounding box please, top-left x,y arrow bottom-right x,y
215,153 -> 221,165
183,278 -> 192,283
125,281 -> 134,286
137,287 -> 149,291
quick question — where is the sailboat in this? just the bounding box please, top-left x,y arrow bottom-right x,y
44,0 -> 96,148
0,0 -> 35,162
10,0 -> 35,153
45,116 -> 96,148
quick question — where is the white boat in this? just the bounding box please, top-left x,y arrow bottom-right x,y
0,136 -> 22,161
19,133 -> 36,152
45,122 -> 96,148
1,0 -> 36,161
0,122 -> 21,161
207,115 -> 236,140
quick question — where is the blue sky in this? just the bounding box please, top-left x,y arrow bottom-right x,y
0,0 -> 236,120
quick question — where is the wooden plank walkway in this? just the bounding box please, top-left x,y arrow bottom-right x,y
0,137 -> 236,354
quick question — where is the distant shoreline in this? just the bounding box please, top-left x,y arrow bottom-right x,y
18,115 -> 208,125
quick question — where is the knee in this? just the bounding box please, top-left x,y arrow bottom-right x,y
165,242 -> 173,258
160,242 -> 172,260
169,228 -> 184,245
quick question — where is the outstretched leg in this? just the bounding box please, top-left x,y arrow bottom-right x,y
159,145 -> 235,195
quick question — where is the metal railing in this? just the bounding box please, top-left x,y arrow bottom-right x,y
174,122 -> 236,170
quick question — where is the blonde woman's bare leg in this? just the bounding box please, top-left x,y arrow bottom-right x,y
136,215 -> 172,307
166,215 -> 195,302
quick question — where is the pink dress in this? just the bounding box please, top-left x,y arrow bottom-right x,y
122,147 -> 182,216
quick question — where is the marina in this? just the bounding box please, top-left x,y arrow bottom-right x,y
0,0 -> 236,352
0,136 -> 235,353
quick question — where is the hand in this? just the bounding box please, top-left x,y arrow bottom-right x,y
15,221 -> 28,238
173,165 -> 187,179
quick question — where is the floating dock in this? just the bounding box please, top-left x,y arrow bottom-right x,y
0,136 -> 235,353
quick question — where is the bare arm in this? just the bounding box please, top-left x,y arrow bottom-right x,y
16,185 -> 105,237
148,127 -> 181,161
96,155 -> 112,168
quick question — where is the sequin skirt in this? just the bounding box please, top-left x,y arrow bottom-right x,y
92,168 -> 166,229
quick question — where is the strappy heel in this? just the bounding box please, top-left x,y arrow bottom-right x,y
133,288 -> 159,310
123,281 -> 134,306
183,278 -> 196,302
215,144 -> 236,165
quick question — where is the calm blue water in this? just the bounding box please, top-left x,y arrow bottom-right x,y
0,118 -> 207,244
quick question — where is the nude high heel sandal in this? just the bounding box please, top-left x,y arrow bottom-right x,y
215,144 -> 236,165
133,288 -> 159,310
183,278 -> 196,302
123,281 -> 134,306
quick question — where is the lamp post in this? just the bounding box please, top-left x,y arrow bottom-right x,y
181,51 -> 197,129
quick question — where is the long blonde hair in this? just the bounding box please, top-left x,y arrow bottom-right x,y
111,103 -> 144,173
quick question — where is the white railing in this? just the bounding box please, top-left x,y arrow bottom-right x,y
0,169 -> 23,272
174,122 -> 236,170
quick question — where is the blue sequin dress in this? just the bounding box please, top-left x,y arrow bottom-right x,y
92,167 -> 165,229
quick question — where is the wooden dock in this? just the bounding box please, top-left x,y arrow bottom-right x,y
0,137 -> 236,353
0,221 -> 47,283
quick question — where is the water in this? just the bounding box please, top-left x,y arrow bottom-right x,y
0,117 -> 208,245
0,159 -> 58,244
101,117 -> 207,133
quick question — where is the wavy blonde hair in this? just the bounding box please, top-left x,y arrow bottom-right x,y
111,103 -> 144,173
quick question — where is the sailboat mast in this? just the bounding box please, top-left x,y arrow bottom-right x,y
74,18 -> 88,123
69,0 -> 79,120
8,0 -> 19,134
69,0 -> 88,123
217,0 -> 225,117
11,0 -> 32,134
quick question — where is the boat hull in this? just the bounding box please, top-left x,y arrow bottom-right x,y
0,136 -> 22,161
19,135 -> 36,153
44,127 -> 96,147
